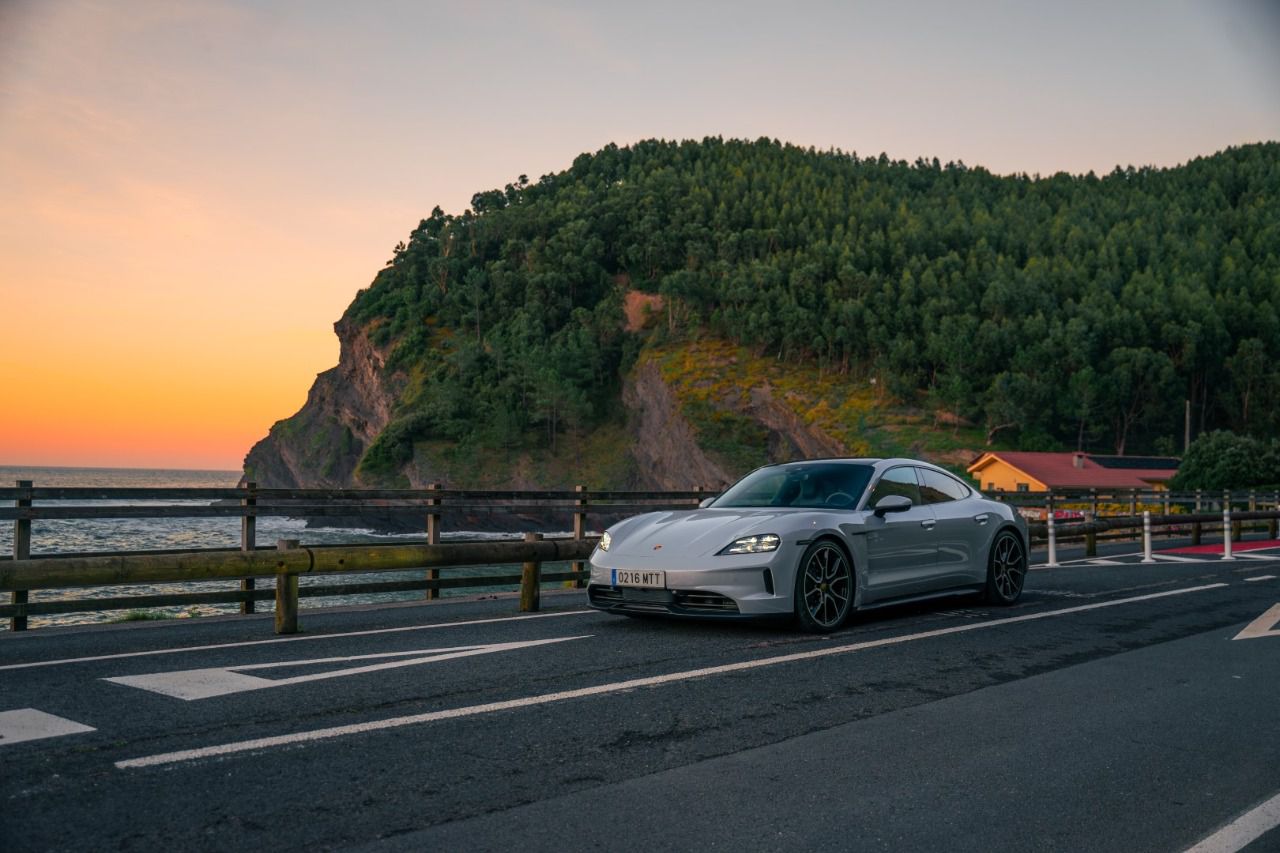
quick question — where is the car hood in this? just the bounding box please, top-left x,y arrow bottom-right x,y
607,508 -> 812,558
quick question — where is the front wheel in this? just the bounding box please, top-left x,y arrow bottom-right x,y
794,540 -> 853,633
985,530 -> 1026,605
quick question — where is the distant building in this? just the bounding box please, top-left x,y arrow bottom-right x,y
966,451 -> 1179,492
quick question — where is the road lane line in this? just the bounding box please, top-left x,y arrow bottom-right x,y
0,709 -> 95,746
116,582 -> 1229,769
0,610 -> 594,672
1183,790 -> 1280,853
105,636 -> 589,700
1243,575 -> 1276,582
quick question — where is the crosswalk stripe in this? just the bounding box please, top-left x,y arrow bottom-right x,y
0,709 -> 95,747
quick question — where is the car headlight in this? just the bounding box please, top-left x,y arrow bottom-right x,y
719,533 -> 780,555
598,531 -> 612,552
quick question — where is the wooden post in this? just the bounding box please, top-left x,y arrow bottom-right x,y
11,480 -> 31,631
1090,488 -> 1099,520
275,538 -> 300,635
425,483 -> 441,600
1228,490 -> 1241,543
1128,489 -> 1137,517
520,532 -> 542,612
1085,511 -> 1097,558
570,485 -> 586,589
240,481 -> 256,615
1192,489 -> 1202,546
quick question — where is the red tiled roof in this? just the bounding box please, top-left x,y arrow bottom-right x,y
969,451 -> 1178,489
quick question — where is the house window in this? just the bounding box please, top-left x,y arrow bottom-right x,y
1016,483 -> 1029,492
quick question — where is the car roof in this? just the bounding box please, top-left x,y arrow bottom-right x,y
764,457 -> 952,469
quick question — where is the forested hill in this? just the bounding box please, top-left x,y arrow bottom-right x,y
245,138 -> 1280,489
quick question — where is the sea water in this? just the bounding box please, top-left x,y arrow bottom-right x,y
0,466 -> 561,629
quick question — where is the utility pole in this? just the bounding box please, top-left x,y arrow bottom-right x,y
1184,399 -> 1191,452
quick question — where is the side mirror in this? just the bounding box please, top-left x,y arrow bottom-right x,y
698,497 -> 715,509
873,494 -> 912,517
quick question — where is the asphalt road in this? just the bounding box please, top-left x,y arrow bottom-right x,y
2,540 -> 1278,852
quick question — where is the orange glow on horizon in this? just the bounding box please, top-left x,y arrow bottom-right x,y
2,1 -> 1276,471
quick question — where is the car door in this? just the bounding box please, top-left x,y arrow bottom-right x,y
862,465 -> 938,602
917,466 -> 984,588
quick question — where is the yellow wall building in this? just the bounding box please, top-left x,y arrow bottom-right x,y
967,451 -> 1178,493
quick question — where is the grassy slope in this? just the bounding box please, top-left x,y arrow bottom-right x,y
642,337 -> 995,478
358,327 -> 998,488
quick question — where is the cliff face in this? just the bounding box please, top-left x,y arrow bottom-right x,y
241,316 -> 398,488
242,324 -> 975,494
621,360 -> 734,490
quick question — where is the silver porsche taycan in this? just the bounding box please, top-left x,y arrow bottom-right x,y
587,458 -> 1029,632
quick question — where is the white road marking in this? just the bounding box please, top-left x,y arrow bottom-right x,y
1183,789 -> 1280,853
1235,553 -> 1277,561
1087,559 -> 1126,566
117,582 -> 1229,769
0,709 -> 95,746
0,610 -> 594,672
1243,575 -> 1276,582
1232,603 -> 1280,641
1049,551 -> 1144,565
105,636 -> 588,700
1151,554 -> 1201,563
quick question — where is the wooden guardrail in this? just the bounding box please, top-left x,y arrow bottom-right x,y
0,481 -> 705,632
0,536 -> 597,634
4,480 -> 1278,632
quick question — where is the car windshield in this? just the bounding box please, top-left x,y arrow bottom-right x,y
711,462 -> 875,509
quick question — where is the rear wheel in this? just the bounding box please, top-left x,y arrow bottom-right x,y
794,540 -> 853,633
985,530 -> 1026,605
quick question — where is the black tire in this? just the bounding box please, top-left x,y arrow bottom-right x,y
985,530 -> 1027,605
793,539 -> 854,633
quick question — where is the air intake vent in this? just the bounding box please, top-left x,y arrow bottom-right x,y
672,591 -> 740,613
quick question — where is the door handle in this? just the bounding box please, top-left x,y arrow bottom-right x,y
973,514 -> 989,524
920,519 -> 936,530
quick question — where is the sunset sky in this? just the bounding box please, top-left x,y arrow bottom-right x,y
1,0 -> 1278,470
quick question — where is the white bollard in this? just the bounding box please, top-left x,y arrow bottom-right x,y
1223,506 -> 1234,560
1046,512 -> 1058,567
1141,511 -> 1154,563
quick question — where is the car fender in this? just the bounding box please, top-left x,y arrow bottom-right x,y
798,525 -> 868,609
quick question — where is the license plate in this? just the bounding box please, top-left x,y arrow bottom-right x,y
611,569 -> 665,589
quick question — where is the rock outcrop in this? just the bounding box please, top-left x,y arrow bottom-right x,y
241,316 -> 398,488
621,360 -> 734,490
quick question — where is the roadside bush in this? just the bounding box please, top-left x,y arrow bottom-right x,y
1170,431 -> 1280,490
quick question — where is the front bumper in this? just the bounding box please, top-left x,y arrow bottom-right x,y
586,552 -> 793,617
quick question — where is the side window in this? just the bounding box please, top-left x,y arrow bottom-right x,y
867,466 -> 921,508
919,468 -> 971,503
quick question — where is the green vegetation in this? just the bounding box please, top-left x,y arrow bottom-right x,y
348,137 -> 1280,478
1170,431 -> 1280,490
644,338 -> 988,475
108,610 -> 174,623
